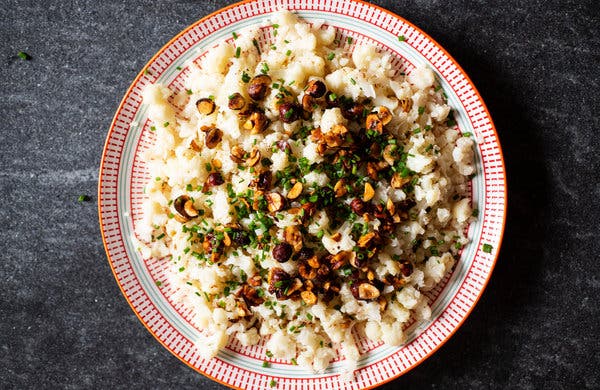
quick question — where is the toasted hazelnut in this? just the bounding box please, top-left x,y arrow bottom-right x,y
350,198 -> 368,215
284,225 -> 303,252
298,262 -> 317,279
305,79 -> 326,98
390,173 -> 410,189
377,296 -> 388,311
257,170 -> 272,190
246,148 -> 261,167
344,101 -> 366,121
399,97 -> 413,113
330,232 -> 342,242
307,255 -> 320,269
316,263 -> 330,279
238,284 -> 264,307
243,111 -> 270,134
363,182 -> 375,202
287,182 -> 303,199
272,242 -> 293,263
230,145 -> 246,164
279,102 -> 301,123
375,106 -> 393,125
304,280 -> 314,291
365,113 -> 383,134
301,290 -> 317,305
228,92 -> 246,110
268,267 -> 290,289
329,250 -> 353,270
252,190 -> 264,211
366,269 -> 375,281
222,231 -> 232,247
248,74 -> 271,101
358,231 -> 377,248
353,281 -> 380,300
266,192 -> 285,213
207,172 -> 224,186
247,275 -> 262,287
196,98 -> 215,115
333,179 -> 347,198
302,94 -> 318,113
349,252 -> 366,269
173,195 -> 198,222
205,127 -> 223,149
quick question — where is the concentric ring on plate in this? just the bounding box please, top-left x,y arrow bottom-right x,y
98,1 -> 506,389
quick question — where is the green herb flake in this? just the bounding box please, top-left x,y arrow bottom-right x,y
327,52 -> 335,61
186,89 -> 193,95
398,35 -> 406,42
306,313 -> 313,321
18,51 -> 31,60
347,37 -> 353,44
242,71 -> 251,83
235,46 -> 241,58
291,358 -> 298,365
176,66 -> 182,70
482,243 -> 493,253
350,78 -> 356,85
150,126 -> 156,132
77,195 -> 90,203
261,62 -> 269,74
269,379 -> 277,388
262,361 -> 270,368
285,49 -> 292,56
272,23 -> 279,28
266,350 -> 273,358
232,32 -> 238,39
252,39 -> 261,54
155,280 -> 162,287
163,121 -> 169,127
418,106 -> 425,115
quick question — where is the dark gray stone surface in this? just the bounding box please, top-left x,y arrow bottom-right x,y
1,0 -> 598,388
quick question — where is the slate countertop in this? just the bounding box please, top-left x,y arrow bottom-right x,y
1,0 -> 598,388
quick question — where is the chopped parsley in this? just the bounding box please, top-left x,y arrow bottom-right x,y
269,379 -> 277,388
398,35 -> 406,42
18,51 -> 31,60
327,52 -> 335,61
261,62 -> 269,74
482,243 -> 493,253
77,195 -> 90,203
235,47 -> 241,58
347,36 -> 353,44
242,71 -> 251,83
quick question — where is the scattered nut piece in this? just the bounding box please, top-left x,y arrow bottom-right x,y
205,127 -> 223,149
390,173 -> 410,189
246,148 -> 261,167
196,98 -> 215,115
358,232 -> 377,248
173,195 -> 198,222
334,179 -> 347,197
365,113 -> 383,134
266,192 -> 285,213
382,144 -> 396,166
287,182 -> 303,199
248,75 -> 271,101
243,111 -> 270,134
283,225 -> 303,252
301,290 -> 317,305
305,80 -> 326,98
190,139 -> 202,152
399,97 -> 413,113
230,145 -> 246,163
355,281 -> 380,300
228,92 -> 246,110
386,199 -> 396,215
363,182 -> 375,202
375,106 -> 393,125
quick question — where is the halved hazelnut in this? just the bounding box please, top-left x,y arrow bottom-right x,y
238,284 -> 265,307
363,182 -> 375,202
365,113 -> 383,134
302,94 -> 317,113
246,148 -> 261,167
350,198 -> 368,215
366,162 -> 379,180
399,97 -> 413,113
287,182 -> 303,200
230,145 -> 246,164
341,101 -> 365,121
205,127 -> 223,149
375,106 -> 393,125
243,111 -> 270,134
306,255 -> 320,269
301,290 -> 317,305
266,192 -> 285,212
228,93 -> 246,110
390,173 -> 410,189
248,74 -> 271,101
235,300 -> 252,317
333,179 -> 347,198
305,80 -> 326,98
329,250 -> 353,270
377,296 -> 388,311
284,225 -> 303,252
399,259 -> 414,277
173,195 -> 198,222
354,281 -> 380,300
196,98 -> 215,115
247,275 -> 262,287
